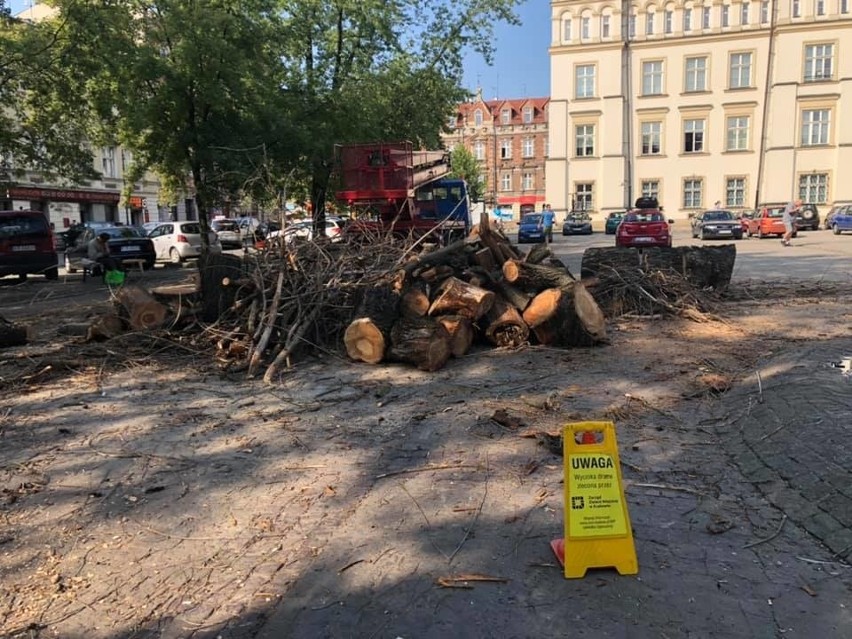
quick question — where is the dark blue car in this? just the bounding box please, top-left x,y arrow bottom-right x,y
517,213 -> 545,244
829,205 -> 852,234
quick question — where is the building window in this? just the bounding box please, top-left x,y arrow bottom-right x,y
761,0 -> 769,23
523,106 -> 533,124
500,139 -> 512,159
741,1 -> 750,24
792,0 -> 800,18
474,109 -> 483,126
522,173 -> 534,190
642,60 -> 664,95
562,16 -> 572,42
646,11 -> 655,35
501,173 -> 512,191
729,52 -> 753,89
801,109 -> 830,146
501,108 -> 511,125
575,64 -> 596,99
102,147 -> 116,178
685,56 -> 707,92
575,183 -> 594,211
843,0 -> 850,14
629,13 -> 637,38
726,178 -> 746,207
642,180 -> 660,199
804,44 -> 833,82
641,122 -> 662,155
721,4 -> 730,26
683,8 -> 692,31
522,137 -> 534,158
665,9 -> 673,33
815,0 -> 825,14
474,140 -> 485,161
684,119 -> 705,153
602,15 -> 611,38
702,6 -> 711,28
581,16 -> 591,39
447,115 -> 456,129
799,173 -> 828,204
683,178 -> 703,208
726,116 -> 750,150
575,124 -> 595,157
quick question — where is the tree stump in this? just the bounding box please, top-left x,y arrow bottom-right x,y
428,276 -> 495,320
502,259 -> 576,294
389,316 -> 452,371
344,285 -> 401,364
199,253 -> 246,322
436,315 -> 474,357
115,285 -> 168,330
483,298 -> 529,348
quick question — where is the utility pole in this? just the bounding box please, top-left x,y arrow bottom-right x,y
621,0 -> 634,209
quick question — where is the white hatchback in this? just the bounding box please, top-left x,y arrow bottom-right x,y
147,221 -> 222,263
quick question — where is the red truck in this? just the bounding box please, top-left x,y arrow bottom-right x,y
335,142 -> 471,244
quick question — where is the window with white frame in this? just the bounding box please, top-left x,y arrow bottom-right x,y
721,4 -> 730,26
685,56 -> 707,92
799,173 -> 828,203
575,183 -> 594,211
523,106 -> 533,123
629,13 -> 637,37
575,124 -> 595,157
684,119 -> 705,153
642,180 -> 660,199
761,0 -> 769,22
801,109 -> 830,146
816,0 -> 825,14
792,0 -> 800,18
702,6 -> 711,28
474,109 -> 483,126
102,147 -> 116,177
683,7 -> 692,31
642,60 -> 664,95
646,10 -> 655,35
474,140 -> 485,161
804,44 -> 833,82
726,116 -> 750,150
545,137 -> 550,158
562,16 -> 572,42
501,173 -> 512,191
665,9 -> 673,33
522,137 -> 534,158
522,173 -> 534,190
447,115 -> 456,129
581,16 -> 591,39
741,1 -> 750,24
575,64 -> 596,99
729,52 -> 752,88
726,178 -> 746,206
500,139 -> 512,159
683,178 -> 703,208
501,108 -> 511,124
602,15 -> 611,38
641,122 -> 662,155
843,0 -> 850,14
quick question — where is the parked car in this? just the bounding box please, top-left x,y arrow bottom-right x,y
146,221 -> 222,263
267,217 -> 347,245
65,226 -> 155,272
797,203 -> 820,231
828,205 -> 852,234
823,204 -> 848,230
141,221 -> 163,236
745,206 -> 798,239
604,211 -> 626,235
737,210 -> 756,236
615,210 -> 672,248
517,213 -> 545,244
690,209 -> 744,240
0,209 -> 59,281
211,219 -> 242,248
562,213 -> 593,235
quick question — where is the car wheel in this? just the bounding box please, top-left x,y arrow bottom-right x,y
18,273 -> 28,282
143,260 -> 155,270
757,228 -> 764,239
833,224 -> 841,235
169,247 -> 182,264
562,231 -> 569,236
700,229 -> 707,241
45,266 -> 58,280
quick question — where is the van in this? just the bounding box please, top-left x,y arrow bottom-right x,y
0,210 -> 59,281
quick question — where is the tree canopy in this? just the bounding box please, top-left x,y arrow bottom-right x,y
449,145 -> 485,203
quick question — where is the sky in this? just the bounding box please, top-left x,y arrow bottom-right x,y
9,0 -> 551,100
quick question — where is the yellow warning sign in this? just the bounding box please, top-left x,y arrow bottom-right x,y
551,421 -> 638,578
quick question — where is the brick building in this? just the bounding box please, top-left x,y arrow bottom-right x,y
442,93 -> 550,221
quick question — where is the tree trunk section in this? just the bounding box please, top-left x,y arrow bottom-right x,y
85,314 -> 125,342
472,246 -> 497,272
428,276 -> 495,320
502,259 -> 576,293
344,285 -> 401,364
524,243 -> 552,265
436,315 -> 474,357
199,253 -> 245,322
400,281 -> 430,318
580,247 -> 641,279
530,284 -> 607,347
115,285 -> 168,330
484,298 -> 529,348
389,316 -> 452,372
0,321 -> 29,348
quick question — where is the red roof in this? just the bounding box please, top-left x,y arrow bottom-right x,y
452,96 -> 550,127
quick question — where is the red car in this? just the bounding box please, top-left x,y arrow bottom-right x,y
615,210 -> 672,248
745,206 -> 798,239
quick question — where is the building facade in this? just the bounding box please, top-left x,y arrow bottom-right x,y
443,94 -> 550,220
547,0 -> 852,220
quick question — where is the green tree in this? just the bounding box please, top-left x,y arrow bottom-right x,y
448,144 -> 485,203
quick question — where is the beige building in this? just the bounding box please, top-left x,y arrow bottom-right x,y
547,0 -> 852,220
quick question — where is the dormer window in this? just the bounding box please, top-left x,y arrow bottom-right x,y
523,106 -> 534,124
474,109 -> 483,127
501,108 -> 511,125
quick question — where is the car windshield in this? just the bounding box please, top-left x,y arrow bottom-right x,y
624,212 -> 664,223
179,223 -> 202,234
766,208 -> 785,218
0,214 -> 48,238
608,213 -> 624,220
568,215 -> 590,222
704,211 -> 734,221
212,220 -> 238,232
103,227 -> 144,239
521,214 -> 542,225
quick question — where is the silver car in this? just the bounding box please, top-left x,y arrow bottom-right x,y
211,219 -> 243,248
147,221 -> 222,263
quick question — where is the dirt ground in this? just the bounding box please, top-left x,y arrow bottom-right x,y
2,273 -> 852,638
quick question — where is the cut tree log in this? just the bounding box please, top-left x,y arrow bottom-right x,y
524,243 -> 553,265
483,298 -> 529,348
428,276 -> 495,320
86,314 -> 125,342
388,316 -> 452,372
115,285 -> 168,330
400,281 -> 430,318
502,259 -> 576,293
436,315 -> 474,357
472,246 -> 497,272
199,253 -> 246,322
478,214 -> 519,266
529,284 -> 607,347
0,319 -> 29,348
579,247 -> 640,279
344,284 -> 401,364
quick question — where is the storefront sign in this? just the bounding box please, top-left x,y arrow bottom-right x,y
7,186 -> 121,204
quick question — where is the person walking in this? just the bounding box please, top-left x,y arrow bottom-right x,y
782,198 -> 801,246
541,204 -> 556,244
